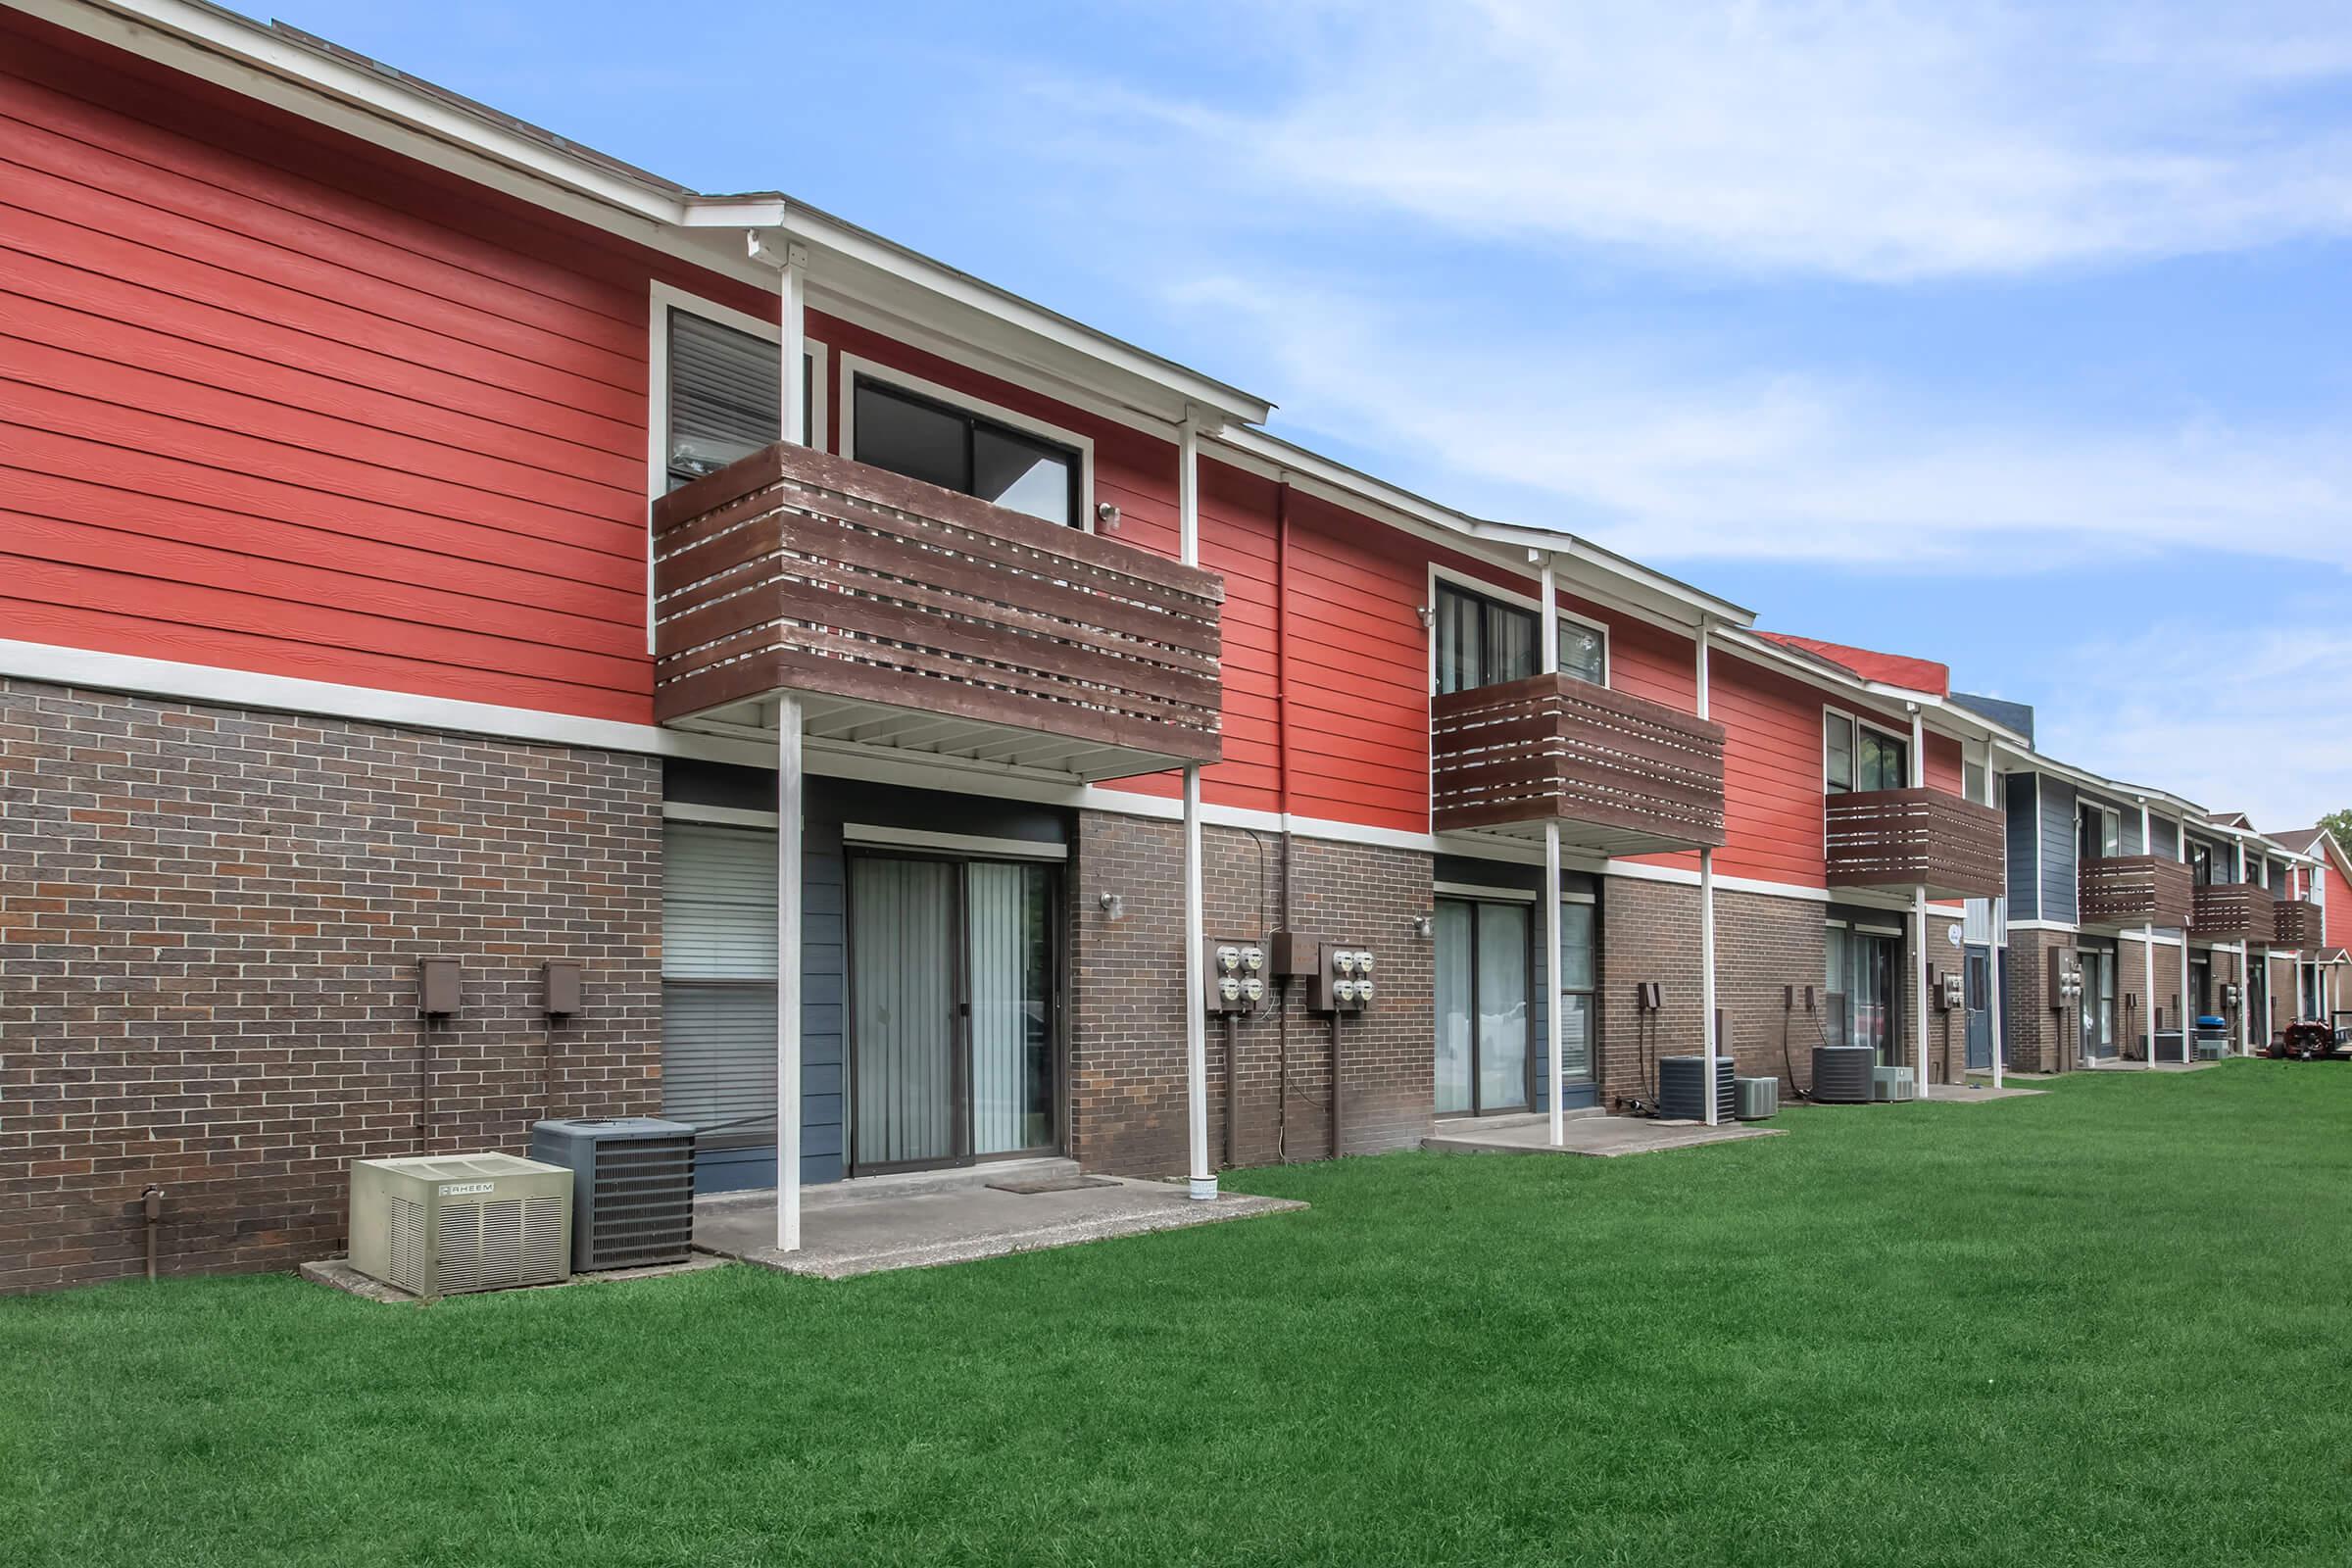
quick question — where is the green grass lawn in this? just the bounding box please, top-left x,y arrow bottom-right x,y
7,1062 -> 2352,1567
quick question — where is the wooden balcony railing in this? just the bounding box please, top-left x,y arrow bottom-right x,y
2189,882 -> 2276,944
1824,788 -> 2006,901
2079,855 -> 2195,928
1428,673 -> 1726,855
2273,898 -> 2321,949
650,442 -> 1223,781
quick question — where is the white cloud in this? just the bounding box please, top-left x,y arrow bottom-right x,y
2034,618 -> 2352,828
1105,0 -> 2352,280
1187,274 -> 2352,569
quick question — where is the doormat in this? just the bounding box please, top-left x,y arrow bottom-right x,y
985,1174 -> 1122,1196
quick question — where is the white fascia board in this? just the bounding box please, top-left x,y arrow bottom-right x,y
44,0 -> 694,221
43,2 -> 1274,429
768,204 -> 1270,426
1209,427 -> 1738,638
1988,740 -> 2208,823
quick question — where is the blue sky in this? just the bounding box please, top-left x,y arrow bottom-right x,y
281,1 -> 2352,826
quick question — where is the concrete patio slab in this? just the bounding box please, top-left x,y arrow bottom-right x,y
1928,1081 -> 2046,1102
694,1162 -> 1305,1279
299,1252 -> 729,1304
1423,1111 -> 1783,1158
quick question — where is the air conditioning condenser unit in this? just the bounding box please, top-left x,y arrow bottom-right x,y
1734,1076 -> 1779,1120
349,1152 -> 572,1298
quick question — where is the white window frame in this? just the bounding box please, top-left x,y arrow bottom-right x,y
2077,800 -> 2123,860
1822,705 -> 1909,794
646,281 -> 830,502
837,352 -> 1096,533
1423,562 -> 1612,697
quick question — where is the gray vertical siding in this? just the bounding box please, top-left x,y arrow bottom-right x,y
2005,773 -> 2041,923
662,760 -> 1068,1191
2149,816 -> 2180,859
2039,776 -> 2079,926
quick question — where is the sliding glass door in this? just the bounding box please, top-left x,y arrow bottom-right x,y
1826,924 -> 1902,1064
1434,899 -> 1531,1115
850,854 -> 1058,1174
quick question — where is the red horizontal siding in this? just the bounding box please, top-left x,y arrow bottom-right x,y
0,15 -> 708,722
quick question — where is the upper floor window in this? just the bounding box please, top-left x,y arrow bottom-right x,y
664,308 -> 812,491
852,375 -> 1081,528
1433,581 -> 1606,696
2078,803 -> 2121,859
1825,711 -> 1907,794
2189,842 -> 2219,886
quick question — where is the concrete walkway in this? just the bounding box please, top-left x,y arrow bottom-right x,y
1422,1109 -> 1782,1158
2084,1058 -> 2221,1073
695,1159 -> 1304,1279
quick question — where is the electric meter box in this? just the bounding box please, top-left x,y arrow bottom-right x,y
1203,936 -> 1269,1016
1307,942 -> 1377,1014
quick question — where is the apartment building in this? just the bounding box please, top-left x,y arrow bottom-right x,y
0,0 -> 2328,1293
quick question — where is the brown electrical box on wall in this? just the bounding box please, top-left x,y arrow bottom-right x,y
418,957 -> 460,1016
1270,930 -> 1325,979
544,960 -> 582,1016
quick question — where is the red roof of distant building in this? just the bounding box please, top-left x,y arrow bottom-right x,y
1753,633 -> 1950,697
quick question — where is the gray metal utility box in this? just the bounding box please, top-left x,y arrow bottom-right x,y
528,1117 -> 696,1272
348,1152 -> 571,1298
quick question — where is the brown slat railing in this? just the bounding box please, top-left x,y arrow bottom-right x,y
2273,898 -> 2320,949
1824,787 -> 2006,900
2190,881 -> 2275,944
650,443 -> 1223,770
1429,673 -> 1726,851
2080,855 -> 2195,927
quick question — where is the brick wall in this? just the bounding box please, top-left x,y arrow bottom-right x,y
2003,928 -> 2069,1072
1066,815 -> 1433,1176
0,680 -> 661,1293
1597,877 -> 1966,1101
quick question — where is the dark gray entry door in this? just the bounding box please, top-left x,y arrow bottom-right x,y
1965,947 -> 1993,1070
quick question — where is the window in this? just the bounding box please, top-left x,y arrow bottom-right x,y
1824,712 -> 1908,794
1556,900 -> 1596,1085
664,309 -> 813,490
2078,803 -> 2121,860
1432,580 -> 1607,695
2189,842 -> 2220,886
661,823 -> 780,1149
852,376 -> 1081,527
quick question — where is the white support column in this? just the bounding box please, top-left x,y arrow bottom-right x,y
1179,415 -> 1214,1199
2235,841 -> 2251,1056
2180,816 -> 2192,1066
1539,554 -> 1566,1146
1910,706 -> 1929,1096
2139,800 -> 2156,1070
1985,756 -> 2005,1088
775,694 -> 804,1252
776,237 -> 808,446
1697,618 -> 1718,1126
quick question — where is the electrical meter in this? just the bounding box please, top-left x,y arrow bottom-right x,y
1309,943 -> 1376,1014
1204,936 -> 1270,1016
